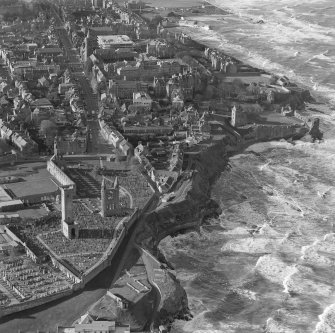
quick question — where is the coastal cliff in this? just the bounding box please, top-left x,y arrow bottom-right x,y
136,140 -> 230,326
137,141 -> 228,247
135,121 -> 312,327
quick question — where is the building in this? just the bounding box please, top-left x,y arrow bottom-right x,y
30,98 -> 53,110
92,0 -> 106,8
54,131 -> 88,155
3,179 -> 60,204
58,83 -> 76,95
0,199 -> 24,212
0,120 -> 38,154
61,185 -> 79,240
57,320 -> 130,333
122,125 -> 173,137
125,0 -> 146,12
97,35 -> 134,50
116,59 -> 183,81
146,40 -> 175,58
109,80 -> 148,99
132,91 -> 152,110
35,48 -> 63,60
231,105 -> 248,127
101,177 -> 120,218
95,48 -> 137,62
9,60 -> 37,75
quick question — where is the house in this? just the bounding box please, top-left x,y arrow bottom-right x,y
57,320 -> 130,333
146,40 -> 175,58
30,98 -> 53,110
35,47 -> 63,60
109,80 -> 148,99
132,92 -> 152,111
37,76 -> 50,88
119,139 -> 133,157
276,76 -> 291,87
0,82 -> 9,93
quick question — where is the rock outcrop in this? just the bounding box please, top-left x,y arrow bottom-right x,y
135,141 -> 228,326
309,118 -> 323,142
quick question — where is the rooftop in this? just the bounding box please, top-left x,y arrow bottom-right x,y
36,48 -> 63,54
4,178 -> 59,199
0,187 -> 12,203
97,35 -> 133,45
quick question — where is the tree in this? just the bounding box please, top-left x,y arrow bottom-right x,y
231,78 -> 245,95
39,120 -> 57,137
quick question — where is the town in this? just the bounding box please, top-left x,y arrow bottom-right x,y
0,0 -> 322,332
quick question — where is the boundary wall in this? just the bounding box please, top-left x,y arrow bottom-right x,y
47,156 -> 76,193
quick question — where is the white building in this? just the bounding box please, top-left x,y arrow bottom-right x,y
57,320 -> 130,333
97,35 -> 134,50
132,92 -> 152,109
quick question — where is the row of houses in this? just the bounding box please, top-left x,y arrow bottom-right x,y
134,142 -> 184,194
99,119 -> 133,156
0,119 -> 38,154
116,58 -> 185,81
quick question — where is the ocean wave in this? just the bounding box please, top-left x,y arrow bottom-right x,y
266,317 -> 298,333
324,233 -> 335,242
301,239 -> 335,266
255,255 -> 298,285
259,223 -> 281,237
245,141 -> 294,154
182,2 -> 335,105
283,270 -> 333,297
313,304 -> 335,333
221,237 -> 277,254
306,51 -> 335,64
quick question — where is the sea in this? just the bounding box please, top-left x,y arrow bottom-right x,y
159,1 -> 335,332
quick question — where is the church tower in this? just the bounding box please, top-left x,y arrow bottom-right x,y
54,137 -> 60,158
61,185 -> 79,239
101,177 -> 120,217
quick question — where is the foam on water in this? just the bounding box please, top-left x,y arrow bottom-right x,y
314,304 -> 335,333
266,317 -> 298,333
163,2 -> 335,331
255,255 -> 299,285
165,129 -> 335,332
176,0 -> 335,105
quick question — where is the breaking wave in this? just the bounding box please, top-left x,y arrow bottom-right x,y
159,1 -> 335,332
162,123 -> 335,332
177,0 -> 335,105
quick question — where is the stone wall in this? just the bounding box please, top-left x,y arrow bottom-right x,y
0,288 -> 73,318
4,227 -> 45,263
47,158 -> 76,193
0,153 -> 16,166
243,124 -> 307,142
0,184 -> 156,318
294,110 -> 314,128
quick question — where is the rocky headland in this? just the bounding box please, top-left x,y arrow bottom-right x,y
133,116 -> 314,329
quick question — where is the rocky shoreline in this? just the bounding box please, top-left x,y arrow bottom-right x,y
136,140 -> 229,327
134,118 -> 313,329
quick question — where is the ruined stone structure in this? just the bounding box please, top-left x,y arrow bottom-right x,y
231,105 -> 248,127
101,177 -> 120,218
47,145 -> 77,193
61,186 -> 79,240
